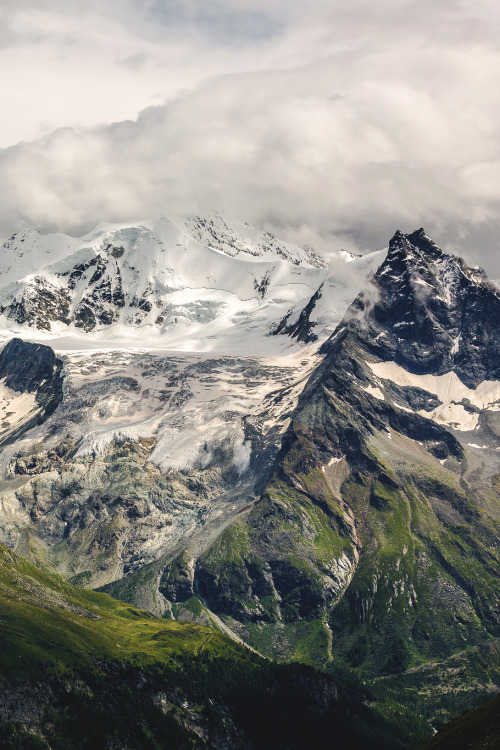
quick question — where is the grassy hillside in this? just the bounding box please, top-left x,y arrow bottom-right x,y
0,543 -> 244,681
0,543 -> 417,749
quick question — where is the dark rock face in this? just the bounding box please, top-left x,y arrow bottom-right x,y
1,244 -> 135,333
0,338 -> 61,397
0,338 -> 64,446
159,554 -> 194,602
272,284 -> 323,343
4,279 -> 71,331
73,255 -> 126,331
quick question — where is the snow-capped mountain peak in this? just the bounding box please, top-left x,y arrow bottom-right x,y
329,229 -> 500,405
0,215 -> 380,355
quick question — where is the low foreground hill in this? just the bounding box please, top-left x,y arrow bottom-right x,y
0,543 -> 415,749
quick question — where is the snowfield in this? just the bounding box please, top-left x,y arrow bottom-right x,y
0,214 -> 383,355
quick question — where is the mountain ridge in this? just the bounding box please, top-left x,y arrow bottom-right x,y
156,229 -> 500,675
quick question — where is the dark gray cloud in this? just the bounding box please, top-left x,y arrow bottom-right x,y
0,0 -> 499,275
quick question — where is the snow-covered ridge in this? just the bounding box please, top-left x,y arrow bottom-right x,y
174,214 -> 327,267
0,215 -> 383,355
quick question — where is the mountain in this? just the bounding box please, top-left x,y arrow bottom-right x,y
0,214 -> 382,353
0,216 -> 381,603
1,219 -> 500,744
159,229 -> 500,677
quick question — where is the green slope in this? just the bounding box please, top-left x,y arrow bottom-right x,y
0,543 -> 245,682
0,543 -> 415,749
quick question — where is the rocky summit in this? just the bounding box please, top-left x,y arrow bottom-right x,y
0,218 -> 499,747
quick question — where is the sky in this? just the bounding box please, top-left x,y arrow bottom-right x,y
1,0 -> 500,274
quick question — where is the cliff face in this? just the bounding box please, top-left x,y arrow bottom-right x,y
0,338 -> 64,448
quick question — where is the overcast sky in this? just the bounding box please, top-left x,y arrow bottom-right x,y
1,1 -> 500,274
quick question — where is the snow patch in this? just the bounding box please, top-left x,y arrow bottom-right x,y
368,360 -> 500,431
321,455 -> 344,473
362,384 -> 385,400
0,380 -> 38,435
451,335 -> 461,355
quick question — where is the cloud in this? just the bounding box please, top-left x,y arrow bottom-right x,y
0,0 -> 293,146
146,0 -> 285,44
0,1 -> 500,275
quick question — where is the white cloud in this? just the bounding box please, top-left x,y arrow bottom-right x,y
1,1 -> 500,274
